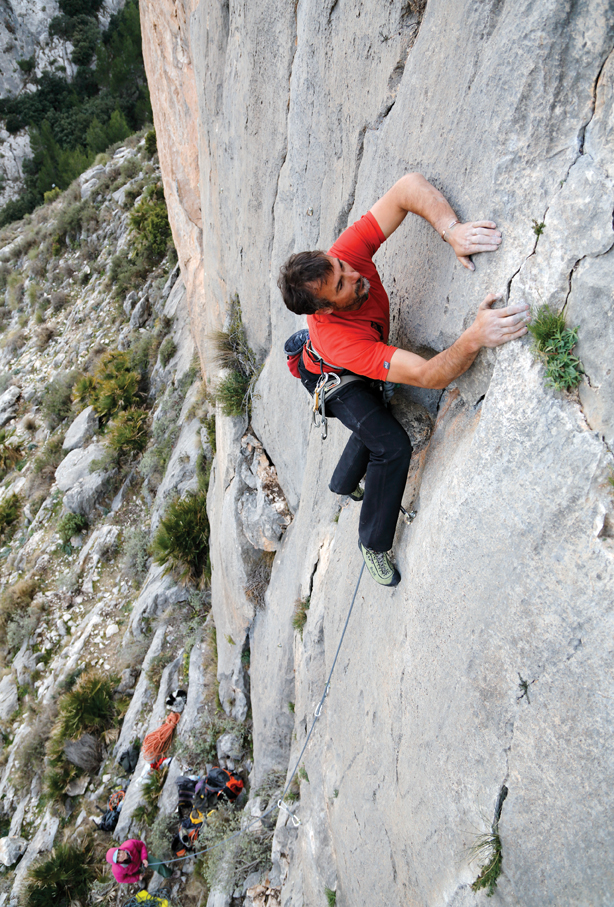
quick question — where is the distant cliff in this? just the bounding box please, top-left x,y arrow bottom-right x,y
142,2 -> 614,905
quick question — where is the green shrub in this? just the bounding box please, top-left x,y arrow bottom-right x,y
152,490 -> 210,584
471,831 -> 502,897
41,371 -> 79,428
0,493 -> 22,542
292,596 -> 310,639
0,575 -> 38,637
203,413 -> 217,455
33,433 -> 65,476
74,350 -> 141,422
129,183 -> 173,262
158,336 -> 177,367
527,304 -> 583,391
212,296 -> 260,417
325,889 -> 337,906
0,431 -> 24,477
22,840 -> 97,907
105,407 -> 149,454
108,247 -> 149,298
144,128 -> 157,157
52,669 -> 117,741
57,512 -> 89,544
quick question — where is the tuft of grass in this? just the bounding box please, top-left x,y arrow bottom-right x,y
0,431 -> 23,477
23,840 -> 97,907
470,831 -> 503,897
41,371 -> 80,429
245,550 -> 275,610
52,670 -> 117,741
57,512 -> 88,545
152,490 -> 210,585
325,888 -> 337,906
299,765 -> 309,783
146,652 -> 173,687
0,493 -> 21,542
532,219 -> 546,236
212,295 -> 260,417
527,304 -> 583,391
292,596 -> 310,639
158,335 -> 177,367
105,407 -> 149,455
73,350 -> 142,423
288,701 -> 295,713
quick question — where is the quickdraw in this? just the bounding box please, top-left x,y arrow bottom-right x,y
312,372 -> 342,440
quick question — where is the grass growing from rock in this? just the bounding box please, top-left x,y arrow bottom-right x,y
470,830 -> 503,897
105,406 -> 149,455
0,431 -> 24,477
57,512 -> 89,545
527,304 -> 583,391
152,490 -> 210,585
292,596 -> 310,639
73,349 -> 142,422
212,295 -> 260,417
133,765 -> 168,826
325,889 -> 337,906
0,492 -> 22,542
23,840 -> 97,907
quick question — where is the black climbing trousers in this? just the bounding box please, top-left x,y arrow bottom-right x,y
325,381 -> 412,552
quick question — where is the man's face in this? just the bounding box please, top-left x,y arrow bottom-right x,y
311,256 -> 371,312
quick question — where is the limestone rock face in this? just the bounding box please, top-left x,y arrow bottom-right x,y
64,734 -> 102,773
143,1 -> 614,904
0,675 -> 18,721
0,836 -> 27,867
55,442 -> 108,492
62,406 -> 99,452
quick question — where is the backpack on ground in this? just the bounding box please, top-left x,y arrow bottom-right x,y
194,767 -> 244,809
96,788 -> 125,832
118,742 -> 141,775
175,775 -> 197,819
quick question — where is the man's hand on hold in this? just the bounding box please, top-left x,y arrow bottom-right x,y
468,293 -> 530,348
447,221 -> 502,271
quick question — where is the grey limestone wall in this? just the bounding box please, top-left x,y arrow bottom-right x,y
143,1 -> 614,904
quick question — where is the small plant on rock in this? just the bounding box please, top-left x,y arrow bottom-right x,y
470,830 -> 503,897
212,296 -> 260,417
292,596 -> 310,639
122,526 -> 151,586
158,336 -> 177,367
0,431 -> 23,478
23,840 -> 97,907
57,512 -> 89,545
325,889 -> 337,906
527,304 -> 583,391
152,490 -> 210,585
105,407 -> 149,455
74,350 -> 142,422
41,371 -> 80,428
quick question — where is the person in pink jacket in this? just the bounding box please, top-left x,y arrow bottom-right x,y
106,839 -> 173,883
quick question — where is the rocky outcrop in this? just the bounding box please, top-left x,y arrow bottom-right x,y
142,1 -> 614,905
62,406 -> 99,452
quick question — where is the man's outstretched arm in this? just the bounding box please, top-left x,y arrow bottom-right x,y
370,172 -> 501,271
387,294 -> 530,389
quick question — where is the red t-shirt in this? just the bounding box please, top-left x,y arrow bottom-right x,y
305,211 -> 397,381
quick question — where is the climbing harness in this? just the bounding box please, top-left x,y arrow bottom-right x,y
158,562 -> 366,865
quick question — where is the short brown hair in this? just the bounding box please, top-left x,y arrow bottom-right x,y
277,251 -> 333,315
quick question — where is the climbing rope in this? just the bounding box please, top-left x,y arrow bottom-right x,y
160,562 -> 366,865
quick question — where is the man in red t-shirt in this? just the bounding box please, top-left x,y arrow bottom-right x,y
278,173 -> 530,586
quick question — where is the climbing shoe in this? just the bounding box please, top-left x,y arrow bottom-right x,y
358,540 -> 401,587
349,484 -> 364,502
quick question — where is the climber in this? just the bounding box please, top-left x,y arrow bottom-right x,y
278,173 -> 530,587
106,839 -> 177,883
